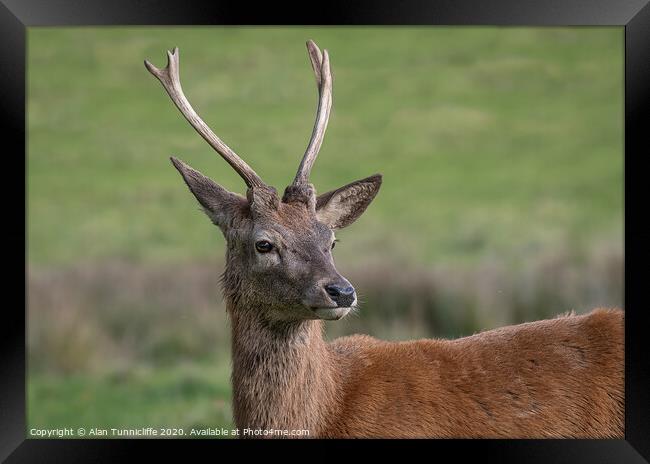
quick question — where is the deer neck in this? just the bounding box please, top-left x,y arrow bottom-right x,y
228,301 -> 339,435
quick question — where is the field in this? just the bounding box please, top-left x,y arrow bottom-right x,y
27,27 -> 623,435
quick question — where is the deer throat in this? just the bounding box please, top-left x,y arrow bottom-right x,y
229,305 -> 339,436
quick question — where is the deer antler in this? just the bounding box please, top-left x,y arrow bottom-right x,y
292,40 -> 333,187
144,48 -> 266,189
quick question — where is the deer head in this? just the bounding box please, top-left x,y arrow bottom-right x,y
145,41 -> 382,323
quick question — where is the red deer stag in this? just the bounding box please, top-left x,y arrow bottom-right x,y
144,40 -> 623,438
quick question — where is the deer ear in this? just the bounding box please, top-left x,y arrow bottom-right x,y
170,156 -> 246,231
316,174 -> 382,230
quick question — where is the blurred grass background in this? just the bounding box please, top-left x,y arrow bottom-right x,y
27,27 -> 623,436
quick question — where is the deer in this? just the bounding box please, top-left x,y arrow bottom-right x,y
144,40 -> 624,438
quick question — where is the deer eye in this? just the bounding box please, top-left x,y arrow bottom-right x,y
331,239 -> 338,250
255,240 -> 274,253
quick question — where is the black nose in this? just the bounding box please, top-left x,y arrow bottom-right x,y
324,284 -> 356,307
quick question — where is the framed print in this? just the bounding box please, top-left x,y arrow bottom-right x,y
2,0 -> 649,461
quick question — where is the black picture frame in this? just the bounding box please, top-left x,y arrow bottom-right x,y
3,0 -> 649,461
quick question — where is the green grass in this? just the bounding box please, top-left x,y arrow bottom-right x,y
28,27 -> 623,268
27,27 -> 623,434
28,359 -> 234,437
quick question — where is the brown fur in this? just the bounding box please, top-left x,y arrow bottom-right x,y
229,302 -> 623,438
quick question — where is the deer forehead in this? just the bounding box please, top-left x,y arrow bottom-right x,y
251,203 -> 333,245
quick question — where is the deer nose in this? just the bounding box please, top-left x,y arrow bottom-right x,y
324,284 -> 356,307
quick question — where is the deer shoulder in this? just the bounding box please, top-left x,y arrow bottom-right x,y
323,308 -> 623,437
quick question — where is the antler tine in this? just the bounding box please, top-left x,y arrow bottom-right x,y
144,47 -> 265,189
293,40 -> 333,187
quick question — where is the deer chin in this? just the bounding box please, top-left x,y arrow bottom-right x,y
312,307 -> 352,321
